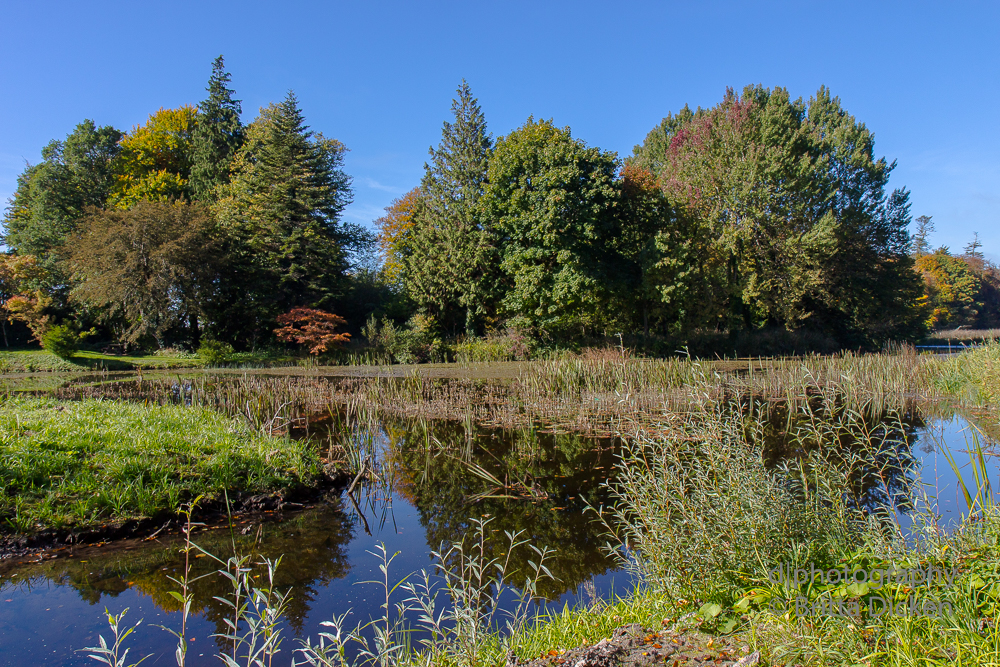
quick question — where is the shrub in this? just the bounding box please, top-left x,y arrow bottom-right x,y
197,339 -> 235,366
452,329 -> 536,362
273,307 -> 350,355
42,325 -> 80,360
604,395 -> 863,602
363,314 -> 447,364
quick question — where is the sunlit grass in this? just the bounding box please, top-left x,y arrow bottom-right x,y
0,395 -> 321,533
0,347 -> 205,373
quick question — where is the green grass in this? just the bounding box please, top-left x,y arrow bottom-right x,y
0,347 -> 205,373
0,395 -> 321,534
929,341 -> 1000,407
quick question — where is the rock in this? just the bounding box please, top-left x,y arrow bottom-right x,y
734,651 -> 760,667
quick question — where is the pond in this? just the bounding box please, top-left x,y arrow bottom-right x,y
0,418 -> 625,666
0,404 -> 996,665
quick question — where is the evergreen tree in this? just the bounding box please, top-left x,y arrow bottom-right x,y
190,56 -> 244,200
214,92 -> 357,342
912,215 -> 935,256
965,232 -> 984,260
404,81 -> 496,334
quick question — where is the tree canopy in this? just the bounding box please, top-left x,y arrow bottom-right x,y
630,85 -> 924,344
403,81 -> 497,335
483,117 -> 620,334
0,72 -> 961,355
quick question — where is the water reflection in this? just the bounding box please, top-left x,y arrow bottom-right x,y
2,396 -> 998,665
2,501 -> 353,645
383,420 -> 620,600
0,418 -> 622,665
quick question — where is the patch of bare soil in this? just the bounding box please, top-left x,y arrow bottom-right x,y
509,624 -> 758,667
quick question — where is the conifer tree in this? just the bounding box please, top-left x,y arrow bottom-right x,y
214,92 -> 356,340
404,81 -> 496,334
190,56 -> 244,200
912,215 -> 935,256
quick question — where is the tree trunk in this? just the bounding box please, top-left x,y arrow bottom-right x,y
190,313 -> 201,349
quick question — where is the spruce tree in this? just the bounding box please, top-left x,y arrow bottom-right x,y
190,56 -> 244,200
214,92 -> 356,338
404,81 -> 496,334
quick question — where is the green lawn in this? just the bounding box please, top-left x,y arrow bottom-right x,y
0,348 -> 204,373
0,395 -> 321,533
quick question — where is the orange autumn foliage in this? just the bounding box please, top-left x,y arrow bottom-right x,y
274,307 -> 350,355
374,187 -> 421,281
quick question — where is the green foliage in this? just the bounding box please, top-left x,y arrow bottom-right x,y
67,201 -> 217,347
451,329 -> 534,362
363,313 -> 446,363
197,339 -> 235,365
41,324 -> 80,359
404,81 -> 497,334
631,85 -> 925,345
190,55 -> 244,200
2,120 -> 123,290
605,399 -> 860,603
214,92 -> 366,338
0,395 -> 319,532
483,117 -> 621,335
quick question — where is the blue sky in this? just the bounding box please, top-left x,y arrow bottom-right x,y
1,0 -> 996,258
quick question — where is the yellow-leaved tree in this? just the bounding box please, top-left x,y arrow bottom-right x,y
374,187 -> 421,283
111,106 -> 197,208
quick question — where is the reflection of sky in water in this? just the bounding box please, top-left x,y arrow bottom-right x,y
903,414 -> 999,532
0,494 -> 626,666
1,412 -> 992,666
0,422 -> 623,666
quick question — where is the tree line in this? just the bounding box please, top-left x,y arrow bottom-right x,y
1,57 -> 369,352
0,60 -> 985,356
382,83 -> 929,348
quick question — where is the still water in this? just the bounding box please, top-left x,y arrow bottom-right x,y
0,409 -> 995,665
0,420 -> 625,666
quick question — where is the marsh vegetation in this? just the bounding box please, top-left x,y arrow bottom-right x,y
1,345 -> 1000,665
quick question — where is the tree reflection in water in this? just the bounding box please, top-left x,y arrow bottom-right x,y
1,500 -> 353,651
381,418 -> 623,601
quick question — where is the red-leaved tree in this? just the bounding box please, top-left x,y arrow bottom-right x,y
274,308 -> 350,355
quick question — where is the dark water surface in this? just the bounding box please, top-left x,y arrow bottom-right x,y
0,420 -> 625,666
0,406 -> 997,665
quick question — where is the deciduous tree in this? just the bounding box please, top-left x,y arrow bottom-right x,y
274,307 -> 350,355
915,250 -> 982,329
110,106 -> 197,209
2,120 -> 123,289
632,85 -> 924,344
374,187 -> 421,283
482,117 -> 620,334
66,201 -> 217,347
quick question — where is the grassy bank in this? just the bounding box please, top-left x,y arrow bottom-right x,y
0,347 -> 205,373
0,395 -> 321,534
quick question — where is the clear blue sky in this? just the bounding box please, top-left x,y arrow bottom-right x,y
1,1 -> 996,258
